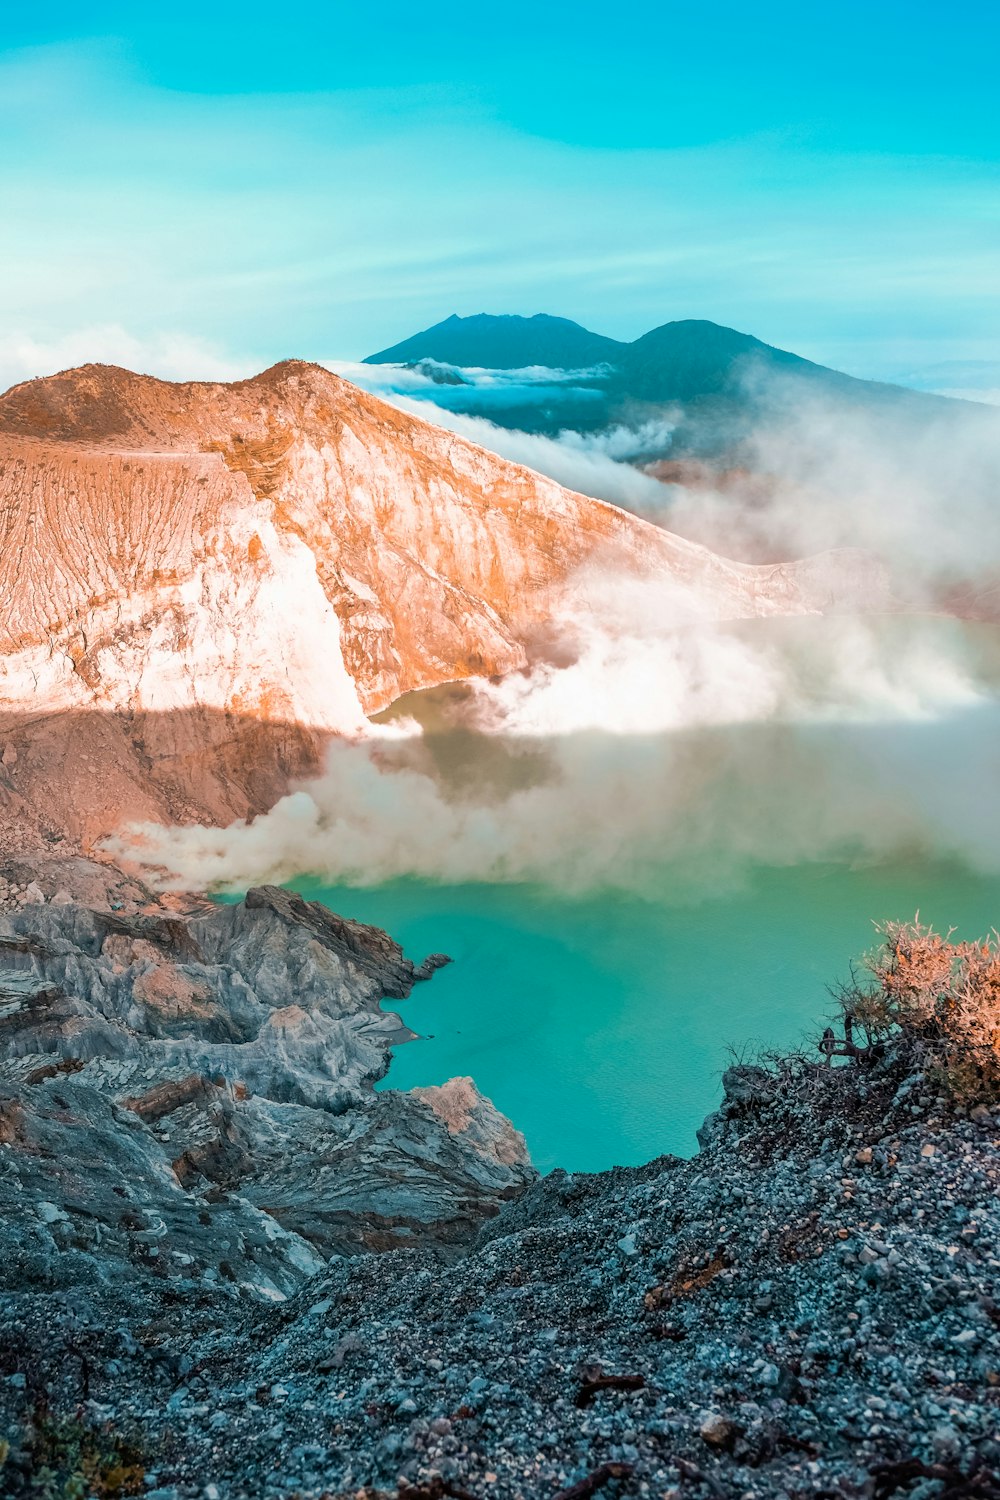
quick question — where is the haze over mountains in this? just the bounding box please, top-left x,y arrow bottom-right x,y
365,312 -> 978,453
357,313 -> 1000,593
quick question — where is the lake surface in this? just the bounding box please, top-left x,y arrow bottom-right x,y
295,860 -> 999,1173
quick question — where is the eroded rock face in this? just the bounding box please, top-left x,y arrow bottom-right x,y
0,885 -> 534,1305
0,360 -> 883,853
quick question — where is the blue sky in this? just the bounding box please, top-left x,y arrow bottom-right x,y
2,2 -> 998,390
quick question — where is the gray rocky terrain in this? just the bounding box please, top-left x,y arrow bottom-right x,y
1,877 -> 998,1500
0,871 -> 531,1292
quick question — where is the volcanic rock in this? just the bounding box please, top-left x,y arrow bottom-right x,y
0,884 -> 532,1286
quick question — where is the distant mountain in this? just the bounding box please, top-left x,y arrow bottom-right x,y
364,314 -> 978,456
365,313 -> 625,370
615,319 -> 844,402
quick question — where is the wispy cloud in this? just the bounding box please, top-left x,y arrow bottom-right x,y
2,40 -> 999,379
330,359 -> 611,410
0,327 -> 252,393
881,361 -> 1000,408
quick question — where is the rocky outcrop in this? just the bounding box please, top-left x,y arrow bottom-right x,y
0,360 -> 885,854
0,885 -> 533,1294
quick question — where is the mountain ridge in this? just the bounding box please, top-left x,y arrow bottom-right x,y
363,314 -> 982,453
365,313 -> 626,370
0,358 -> 863,856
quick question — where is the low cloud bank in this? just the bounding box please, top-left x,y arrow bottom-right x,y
329,359 -> 612,407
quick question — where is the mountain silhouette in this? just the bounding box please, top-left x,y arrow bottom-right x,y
365,312 -> 624,370
365,313 -> 976,454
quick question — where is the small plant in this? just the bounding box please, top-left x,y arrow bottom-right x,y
23,1410 -> 146,1498
833,919 -> 1000,1103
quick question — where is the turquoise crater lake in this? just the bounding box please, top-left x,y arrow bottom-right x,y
233,618 -> 1000,1174
293,861 -> 998,1174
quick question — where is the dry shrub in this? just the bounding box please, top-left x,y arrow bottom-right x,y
842,920 -> 1000,1103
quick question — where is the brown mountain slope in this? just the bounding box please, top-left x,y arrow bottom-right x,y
0,360 -> 882,852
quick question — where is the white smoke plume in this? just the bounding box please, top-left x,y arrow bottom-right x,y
114,362 -> 1000,898
331,359 -> 1000,593
120,598 -> 1000,896
653,373 -> 1000,600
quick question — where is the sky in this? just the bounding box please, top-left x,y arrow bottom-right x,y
2,1 -> 999,392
